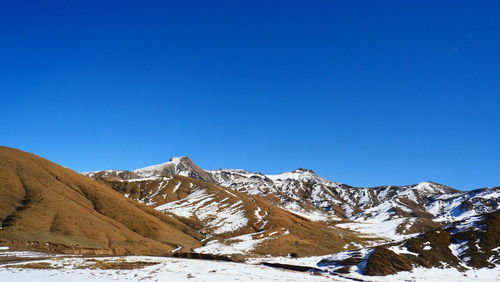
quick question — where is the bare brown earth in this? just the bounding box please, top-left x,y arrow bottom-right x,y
0,146 -> 202,255
403,229 -> 462,269
364,247 -> 413,276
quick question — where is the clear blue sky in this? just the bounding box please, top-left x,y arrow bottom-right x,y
1,1 -> 499,190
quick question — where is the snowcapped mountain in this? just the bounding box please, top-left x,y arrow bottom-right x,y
82,156 -> 499,277
133,156 -> 217,182
83,156 -> 216,182
83,156 -> 498,225
426,187 -> 500,221
210,167 -> 342,193
318,210 -> 500,276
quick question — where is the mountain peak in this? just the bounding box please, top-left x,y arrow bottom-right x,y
410,181 -> 457,194
133,156 -> 216,183
170,156 -> 190,163
291,168 -> 316,174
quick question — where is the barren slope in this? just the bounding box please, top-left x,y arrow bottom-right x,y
0,146 -> 202,255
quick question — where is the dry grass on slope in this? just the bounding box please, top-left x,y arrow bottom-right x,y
0,146 -> 202,255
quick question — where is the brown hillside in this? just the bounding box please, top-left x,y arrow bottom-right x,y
364,247 -> 413,276
0,146 -> 202,255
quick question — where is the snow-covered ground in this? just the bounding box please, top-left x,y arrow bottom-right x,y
1,252 -> 497,281
195,229 -> 289,255
351,267 -> 499,282
0,255 -> 334,282
247,255 -> 499,282
336,218 -> 418,241
156,188 -> 249,235
282,201 -> 341,222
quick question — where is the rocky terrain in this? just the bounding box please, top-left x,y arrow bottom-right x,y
83,155 -> 499,276
0,148 -> 497,279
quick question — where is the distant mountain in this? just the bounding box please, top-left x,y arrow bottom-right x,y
83,156 -> 215,182
83,156 -> 497,225
83,155 -> 499,276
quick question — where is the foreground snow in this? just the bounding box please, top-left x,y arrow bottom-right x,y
358,267 -> 499,282
248,255 -> 499,282
0,255 -> 333,282
1,252 -> 497,282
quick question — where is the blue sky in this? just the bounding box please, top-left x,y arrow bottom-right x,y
1,1 -> 499,189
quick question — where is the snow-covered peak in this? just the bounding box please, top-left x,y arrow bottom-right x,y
209,168 -> 255,175
408,181 -> 455,194
268,168 -> 316,179
412,181 -> 435,188
169,156 -> 189,163
292,168 -> 316,174
133,161 -> 171,176
267,168 -> 338,186
133,156 -> 215,182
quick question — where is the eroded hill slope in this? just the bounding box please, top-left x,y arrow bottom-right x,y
0,147 -> 202,255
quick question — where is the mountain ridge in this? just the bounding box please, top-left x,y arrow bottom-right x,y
81,154 -> 499,276
83,156 -> 469,192
2,148 -> 496,277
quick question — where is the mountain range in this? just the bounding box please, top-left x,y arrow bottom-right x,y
1,147 -> 498,277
